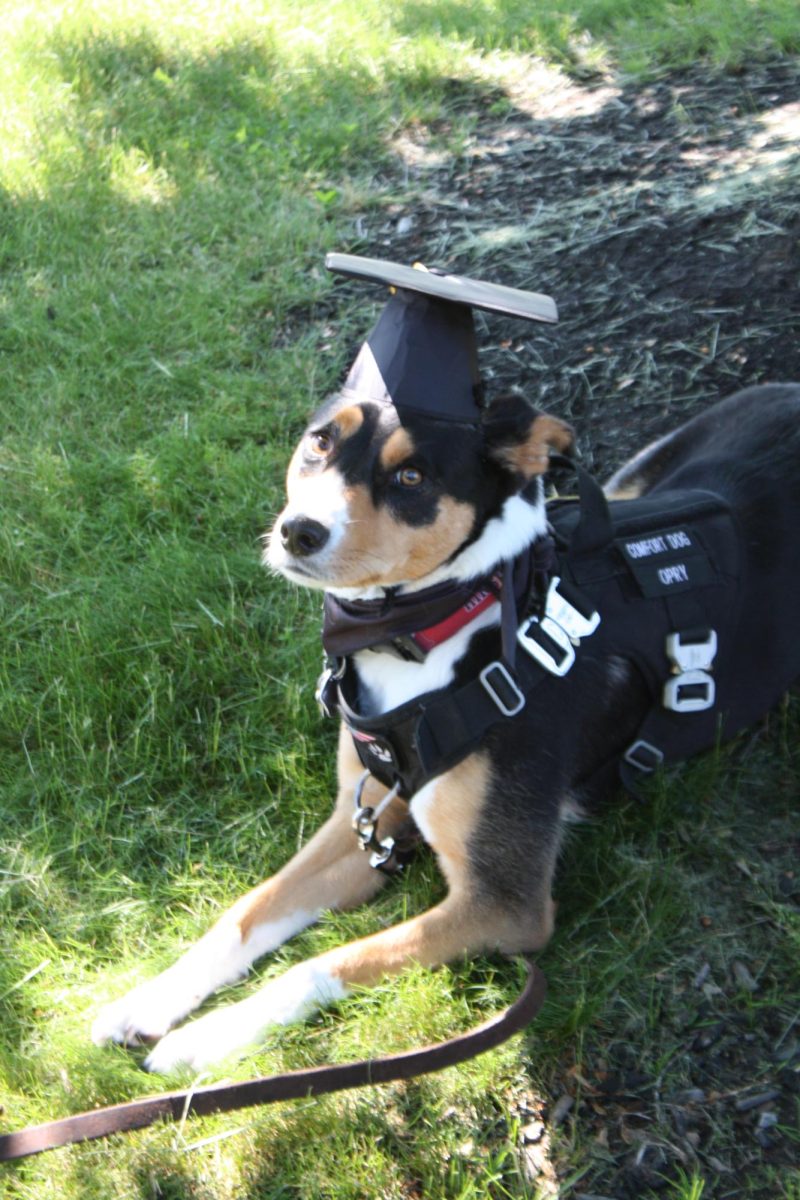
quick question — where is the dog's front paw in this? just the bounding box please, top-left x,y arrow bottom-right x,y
143,962 -> 348,1074
92,970 -> 203,1047
143,1006 -> 256,1074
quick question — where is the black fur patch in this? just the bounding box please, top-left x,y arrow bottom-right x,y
302,395 -> 521,538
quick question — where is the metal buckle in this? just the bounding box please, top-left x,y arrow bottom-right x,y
666,629 -> 717,673
517,615 -> 575,676
663,670 -> 716,713
352,805 -> 376,849
351,774 -> 404,873
352,773 -> 376,850
479,661 -> 526,717
315,671 -> 335,718
369,837 -> 396,870
545,576 -> 601,640
624,740 -> 664,773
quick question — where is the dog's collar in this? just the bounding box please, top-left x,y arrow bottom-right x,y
322,535 -> 557,662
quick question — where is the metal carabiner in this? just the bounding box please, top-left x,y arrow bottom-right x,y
352,771 -> 376,850
351,772 -> 403,868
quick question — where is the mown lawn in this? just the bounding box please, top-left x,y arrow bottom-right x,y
1,2 -> 799,1197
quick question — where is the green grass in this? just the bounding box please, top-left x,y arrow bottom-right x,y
2,1 -> 800,1197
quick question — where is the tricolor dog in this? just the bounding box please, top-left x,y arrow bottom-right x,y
92,255 -> 800,1073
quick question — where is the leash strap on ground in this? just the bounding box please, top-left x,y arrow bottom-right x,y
0,961 -> 546,1162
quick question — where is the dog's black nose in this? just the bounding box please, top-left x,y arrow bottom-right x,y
280,516 -> 330,558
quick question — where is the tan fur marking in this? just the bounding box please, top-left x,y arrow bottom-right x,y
379,427 -> 416,471
333,405 -> 364,441
497,413 -> 574,479
333,485 -> 475,587
421,753 -> 555,945
314,752 -> 553,989
283,408 -> 362,492
321,896 -> 488,987
418,754 -> 492,889
403,496 -> 475,578
321,891 -> 550,990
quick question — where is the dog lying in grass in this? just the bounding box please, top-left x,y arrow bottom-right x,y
92,257 -> 800,1072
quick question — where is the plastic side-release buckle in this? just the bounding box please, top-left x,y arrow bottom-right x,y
517,576 -> 599,677
545,576 -> 601,640
666,629 -> 717,673
663,670 -> 716,713
664,628 -> 717,713
479,661 -> 526,717
517,615 -> 575,676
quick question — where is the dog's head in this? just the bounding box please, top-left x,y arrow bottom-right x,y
265,393 -> 572,593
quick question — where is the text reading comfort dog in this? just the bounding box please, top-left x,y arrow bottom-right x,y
624,530 -> 693,558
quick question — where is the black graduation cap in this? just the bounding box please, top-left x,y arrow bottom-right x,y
326,253 -> 558,423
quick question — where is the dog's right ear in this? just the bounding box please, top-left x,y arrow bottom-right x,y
482,393 -> 574,482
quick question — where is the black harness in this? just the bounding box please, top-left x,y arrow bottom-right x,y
318,468 -> 748,818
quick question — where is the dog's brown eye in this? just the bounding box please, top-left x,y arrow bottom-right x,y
309,430 -> 334,456
396,466 -> 424,487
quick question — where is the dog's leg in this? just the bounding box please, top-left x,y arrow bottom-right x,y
91,729 -> 407,1047
142,754 -> 556,1073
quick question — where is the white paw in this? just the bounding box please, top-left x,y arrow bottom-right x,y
92,911 -> 321,1050
91,921 -> 255,1047
143,1006 -> 256,1073
143,962 -> 348,1074
91,968 -> 205,1046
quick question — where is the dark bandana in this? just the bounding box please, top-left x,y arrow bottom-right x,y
321,534 -> 557,659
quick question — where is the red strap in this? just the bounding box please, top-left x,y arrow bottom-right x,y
412,586 -> 498,653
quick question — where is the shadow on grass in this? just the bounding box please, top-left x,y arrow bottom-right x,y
45,27 -> 385,183
8,20 -> 799,246
392,0 -> 800,70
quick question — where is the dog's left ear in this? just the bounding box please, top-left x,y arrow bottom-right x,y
482,393 -> 574,481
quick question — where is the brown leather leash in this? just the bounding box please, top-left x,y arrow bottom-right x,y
0,961 -> 545,1162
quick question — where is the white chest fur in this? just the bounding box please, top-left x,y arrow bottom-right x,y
353,605 -> 500,713
346,490 -> 547,716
